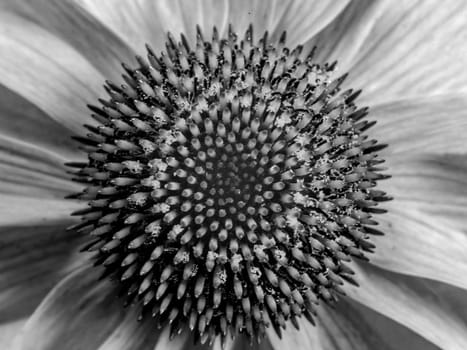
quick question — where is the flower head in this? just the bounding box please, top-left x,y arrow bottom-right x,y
1,1 -> 467,350
68,25 -> 389,345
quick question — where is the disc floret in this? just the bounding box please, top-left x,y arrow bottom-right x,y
68,25 -> 390,346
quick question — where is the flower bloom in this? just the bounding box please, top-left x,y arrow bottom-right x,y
1,1 -> 467,350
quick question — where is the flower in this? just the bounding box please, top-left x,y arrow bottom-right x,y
0,1 -> 467,350
64,26 -> 391,346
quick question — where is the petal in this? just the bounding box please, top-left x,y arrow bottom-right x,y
96,308 -> 163,350
382,154 -> 467,220
269,300 -> 439,350
75,0 -> 236,51
426,278 -> 467,325
268,301 -> 391,350
77,0 -> 349,52
0,136 -> 81,198
0,221 -> 84,323
194,0 -> 350,47
266,319 -> 321,350
0,70 -> 82,201
344,299 -> 440,350
0,195 -> 81,226
13,265 -> 126,350
342,0 -> 467,103
369,95 -> 467,156
306,0 -> 389,69
97,318 -> 256,350
369,204 -> 467,290
193,0 -> 350,46
4,0 -> 136,80
152,0 -> 229,42
0,12 -> 104,134
347,262 -> 467,350
316,299 -> 438,350
151,327 -> 190,350
0,319 -> 26,350
265,0 -> 351,46
229,336 -> 272,350
372,155 -> 467,290
74,0 -> 168,55
0,85 -> 78,159
313,303 -> 392,350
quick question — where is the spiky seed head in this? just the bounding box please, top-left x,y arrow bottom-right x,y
68,24 -> 390,346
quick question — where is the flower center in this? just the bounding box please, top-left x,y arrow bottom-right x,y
68,25 -> 390,346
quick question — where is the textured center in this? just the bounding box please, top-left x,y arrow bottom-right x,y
68,25 -> 390,347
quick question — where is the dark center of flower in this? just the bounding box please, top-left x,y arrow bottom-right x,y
67,25 -> 390,346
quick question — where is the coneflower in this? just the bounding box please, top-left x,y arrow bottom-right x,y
67,25 -> 390,346
3,1 -> 467,350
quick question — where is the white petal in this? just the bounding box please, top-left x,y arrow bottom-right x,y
347,262 -> 467,350
269,301 -> 399,350
75,0 -> 168,55
0,195 -> 81,226
5,0 -> 136,80
154,0 -> 229,42
0,60 -> 83,201
172,0 -> 349,46
313,302 -> 392,350
381,154 -> 467,222
266,320 -> 321,350
306,0 -> 391,69
266,0 -> 351,46
269,301 -> 439,350
341,0 -> 467,103
0,136 -> 81,198
0,85 -> 78,160
0,319 -> 26,350
13,265 -> 126,350
342,298 -> 442,350
96,308 -> 164,350
369,205 -> 467,290
369,95 -> 467,156
0,221 -> 84,325
0,12 -> 104,134
77,0 -> 349,52
198,0 -> 350,46
152,327 -> 190,350
426,279 -> 467,325
372,155 -> 467,290
224,336 -> 265,350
